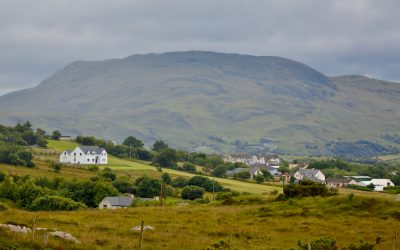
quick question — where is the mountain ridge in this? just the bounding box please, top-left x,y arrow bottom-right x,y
0,51 -> 399,156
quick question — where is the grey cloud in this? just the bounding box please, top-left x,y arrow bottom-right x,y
1,0 -> 399,95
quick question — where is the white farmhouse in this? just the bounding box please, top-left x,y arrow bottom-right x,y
294,168 -> 325,182
60,146 -> 108,164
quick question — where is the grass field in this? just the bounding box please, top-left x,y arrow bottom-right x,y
0,194 -> 399,249
1,141 -> 399,249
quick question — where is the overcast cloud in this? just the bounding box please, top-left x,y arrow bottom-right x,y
0,0 -> 399,95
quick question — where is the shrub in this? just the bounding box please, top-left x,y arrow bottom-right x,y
136,177 -> 161,198
112,178 -> 136,194
0,203 -> 7,211
283,180 -> 336,198
30,196 -> 85,211
162,173 -> 172,184
255,175 -> 265,184
171,177 -> 188,188
182,163 -> 196,173
88,165 -> 99,172
49,161 -> 62,172
233,171 -> 251,180
181,186 -> 205,200
215,191 -> 240,201
188,176 -> 223,192
0,172 -> 5,182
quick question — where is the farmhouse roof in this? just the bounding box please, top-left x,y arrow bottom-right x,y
226,168 -> 249,176
103,197 -> 133,207
78,146 -> 105,154
297,168 -> 320,176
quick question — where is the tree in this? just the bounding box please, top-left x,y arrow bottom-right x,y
136,177 -> 161,198
152,148 -> 178,167
171,177 -> 188,188
123,136 -> 144,148
181,186 -> 205,200
162,173 -> 172,184
188,176 -> 223,192
112,178 -> 136,194
152,140 -> 168,152
234,171 -> 251,180
212,165 -> 228,177
254,175 -> 265,184
36,128 -> 46,137
261,169 -> 274,180
182,163 -> 197,173
51,130 -> 61,140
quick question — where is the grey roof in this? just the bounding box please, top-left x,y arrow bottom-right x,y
64,150 -> 72,154
297,168 -> 321,176
295,175 -> 323,183
103,197 -> 133,207
78,145 -> 105,154
226,168 -> 249,176
325,178 -> 352,184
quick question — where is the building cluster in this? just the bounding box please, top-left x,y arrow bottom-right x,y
223,154 -> 283,180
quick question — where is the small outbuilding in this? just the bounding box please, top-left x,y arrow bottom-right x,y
99,196 -> 133,209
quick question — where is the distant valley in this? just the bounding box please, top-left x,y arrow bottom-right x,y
0,51 -> 399,157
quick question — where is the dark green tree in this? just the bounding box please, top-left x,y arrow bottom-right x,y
152,140 -> 169,152
181,186 -> 205,200
182,163 -> 197,173
152,148 -> 178,167
162,173 -> 172,184
51,130 -> 62,140
123,136 -> 144,148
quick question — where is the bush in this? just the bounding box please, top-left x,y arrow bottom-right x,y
188,176 -> 223,192
112,178 -> 136,194
255,175 -> 265,183
233,171 -> 251,180
211,165 -> 228,177
283,180 -> 336,198
30,196 -> 85,211
182,163 -> 196,173
88,165 -> 99,172
49,161 -> 62,172
171,177 -> 188,188
136,177 -> 161,198
181,186 -> 205,200
0,172 -> 5,182
215,191 -> 240,201
0,203 -> 7,211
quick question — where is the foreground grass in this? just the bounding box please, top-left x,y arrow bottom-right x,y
0,194 -> 399,249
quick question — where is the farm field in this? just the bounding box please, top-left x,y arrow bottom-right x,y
0,194 -> 399,249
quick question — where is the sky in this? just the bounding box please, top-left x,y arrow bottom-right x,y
0,0 -> 399,95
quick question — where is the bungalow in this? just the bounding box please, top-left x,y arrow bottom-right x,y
294,168 -> 325,182
325,178 -> 356,188
358,179 -> 395,191
60,145 -> 108,165
99,196 -> 133,209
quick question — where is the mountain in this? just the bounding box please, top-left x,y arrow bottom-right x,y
0,51 -> 399,156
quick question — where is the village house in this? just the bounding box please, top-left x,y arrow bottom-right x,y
265,155 -> 280,165
325,178 -> 356,188
294,168 -> 325,182
224,154 -> 252,165
358,179 -> 395,191
60,145 -> 108,164
98,196 -> 133,209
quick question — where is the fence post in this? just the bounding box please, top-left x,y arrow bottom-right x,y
138,220 -> 144,250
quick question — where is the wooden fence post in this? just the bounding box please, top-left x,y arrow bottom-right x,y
138,220 -> 144,250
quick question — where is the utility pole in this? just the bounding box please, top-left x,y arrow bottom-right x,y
130,144 -> 132,158
212,183 -> 215,200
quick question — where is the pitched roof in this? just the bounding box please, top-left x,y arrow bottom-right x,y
103,197 -> 133,207
78,146 -> 105,154
226,168 -> 249,176
370,179 -> 394,186
297,168 -> 320,176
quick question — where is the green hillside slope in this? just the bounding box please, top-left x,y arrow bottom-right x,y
0,51 -> 399,156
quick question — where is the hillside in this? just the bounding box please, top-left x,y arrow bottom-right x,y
0,51 -> 399,156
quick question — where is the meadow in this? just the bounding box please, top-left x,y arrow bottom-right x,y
0,194 -> 399,249
1,140 -> 399,249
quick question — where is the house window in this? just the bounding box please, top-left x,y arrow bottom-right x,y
74,153 -> 76,156
92,159 -> 95,162
87,159 -> 90,162
80,153 -> 82,156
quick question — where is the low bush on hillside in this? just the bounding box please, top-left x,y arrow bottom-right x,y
297,236 -> 375,250
279,180 -> 337,199
346,184 -> 373,192
383,186 -> 400,194
30,195 -> 86,211
181,186 -> 205,200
